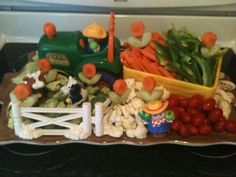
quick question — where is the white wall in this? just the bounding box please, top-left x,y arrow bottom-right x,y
0,11 -> 236,51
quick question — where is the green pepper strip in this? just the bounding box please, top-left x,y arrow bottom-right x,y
192,54 -> 211,86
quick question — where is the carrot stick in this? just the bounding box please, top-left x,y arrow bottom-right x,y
122,60 -> 130,68
140,56 -> 153,72
148,62 -> 162,75
136,57 -> 147,72
131,48 -> 142,59
126,55 -> 141,71
158,66 -> 175,79
141,47 -> 157,62
148,41 -> 157,50
152,32 -> 166,46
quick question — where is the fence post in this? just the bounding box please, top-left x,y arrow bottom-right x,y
94,102 -> 103,137
11,102 -> 23,136
82,102 -> 92,136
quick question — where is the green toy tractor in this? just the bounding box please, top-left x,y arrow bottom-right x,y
38,13 -> 122,87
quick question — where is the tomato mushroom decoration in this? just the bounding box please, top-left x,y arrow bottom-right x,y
78,63 -> 101,85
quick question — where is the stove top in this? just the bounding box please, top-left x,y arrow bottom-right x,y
0,43 -> 236,177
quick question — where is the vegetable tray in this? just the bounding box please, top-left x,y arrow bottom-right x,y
123,56 -> 222,99
0,72 -> 236,146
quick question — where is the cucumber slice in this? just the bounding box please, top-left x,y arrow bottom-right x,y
137,89 -> 163,102
78,72 -> 101,85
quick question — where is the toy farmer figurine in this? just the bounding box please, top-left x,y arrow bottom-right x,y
138,100 -> 174,134
82,23 -> 107,54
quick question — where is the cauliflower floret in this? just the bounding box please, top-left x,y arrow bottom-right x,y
218,100 -> 231,119
130,98 -> 144,111
126,129 -> 135,138
134,120 -> 147,139
135,81 -> 143,91
122,115 -> 137,130
125,78 -> 135,88
126,88 -> 136,103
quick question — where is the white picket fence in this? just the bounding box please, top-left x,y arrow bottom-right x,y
11,102 -> 104,140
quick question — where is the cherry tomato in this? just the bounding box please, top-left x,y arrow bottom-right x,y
203,118 -> 210,124
202,98 -> 216,112
199,123 -> 212,135
179,125 -> 190,137
179,98 -> 188,108
169,107 -> 180,119
180,111 -> 192,124
188,94 -> 204,108
178,107 -> 185,115
168,95 -> 180,108
226,120 -> 236,133
186,107 -> 199,116
186,124 -> 199,135
208,107 -> 223,123
192,113 -> 205,127
214,117 -> 226,132
170,119 -> 183,132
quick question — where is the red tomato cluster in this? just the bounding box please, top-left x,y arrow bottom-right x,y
168,94 -> 236,137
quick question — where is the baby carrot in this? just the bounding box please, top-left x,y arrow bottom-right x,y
141,46 -> 157,62
152,32 -> 166,46
149,62 -> 162,75
157,66 -> 175,79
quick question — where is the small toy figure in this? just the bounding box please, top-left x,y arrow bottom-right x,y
65,83 -> 88,106
60,76 -> 87,106
82,23 -> 107,54
139,100 -> 174,134
67,84 -> 82,104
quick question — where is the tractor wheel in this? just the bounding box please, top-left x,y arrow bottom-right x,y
97,70 -> 117,89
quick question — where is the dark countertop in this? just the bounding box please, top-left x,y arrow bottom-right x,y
0,43 -> 236,177
0,143 -> 236,177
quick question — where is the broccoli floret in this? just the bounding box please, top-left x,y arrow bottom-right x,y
56,101 -> 66,108
101,87 -> 110,95
41,98 -> 59,108
46,79 -> 68,92
52,91 -> 67,102
86,86 -> 99,95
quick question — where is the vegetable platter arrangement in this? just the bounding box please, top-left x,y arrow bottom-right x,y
0,17 -> 235,145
